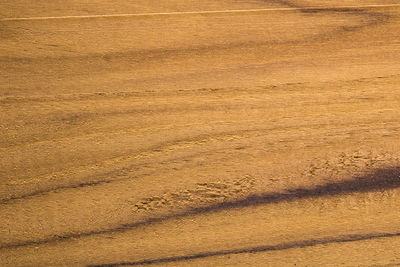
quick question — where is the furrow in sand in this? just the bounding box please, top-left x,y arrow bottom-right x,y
1,73 -> 400,104
2,121 -> 398,203
2,0 -> 400,266
2,166 -> 400,250
1,4 -> 400,22
88,231 -> 400,266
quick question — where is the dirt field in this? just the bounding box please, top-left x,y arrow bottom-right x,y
1,0 -> 400,266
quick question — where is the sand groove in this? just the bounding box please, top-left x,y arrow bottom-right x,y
1,0 -> 400,266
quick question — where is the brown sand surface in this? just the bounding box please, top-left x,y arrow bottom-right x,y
1,0 -> 400,266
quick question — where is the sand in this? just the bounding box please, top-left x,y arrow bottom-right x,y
1,0 -> 400,266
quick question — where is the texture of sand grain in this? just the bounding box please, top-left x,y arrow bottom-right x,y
1,0 -> 400,266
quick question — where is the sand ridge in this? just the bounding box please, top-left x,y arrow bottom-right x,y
1,0 -> 400,266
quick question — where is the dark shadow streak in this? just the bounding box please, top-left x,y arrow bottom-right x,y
2,166 -> 400,250
0,0 -> 396,249
89,231 -> 400,266
0,146 -> 229,204
0,5 -> 391,63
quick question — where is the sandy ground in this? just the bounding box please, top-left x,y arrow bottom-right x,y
1,0 -> 400,266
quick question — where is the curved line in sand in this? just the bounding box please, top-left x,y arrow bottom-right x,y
1,4 -> 400,22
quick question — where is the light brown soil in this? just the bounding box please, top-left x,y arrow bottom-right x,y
1,0 -> 400,266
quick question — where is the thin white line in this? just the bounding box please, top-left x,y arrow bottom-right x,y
1,4 -> 400,22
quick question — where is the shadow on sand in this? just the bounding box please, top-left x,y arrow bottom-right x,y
90,166 -> 400,266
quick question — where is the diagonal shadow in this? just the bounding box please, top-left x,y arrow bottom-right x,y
89,232 -> 400,266
164,166 -> 400,217
88,166 -> 400,266
2,166 -> 400,250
